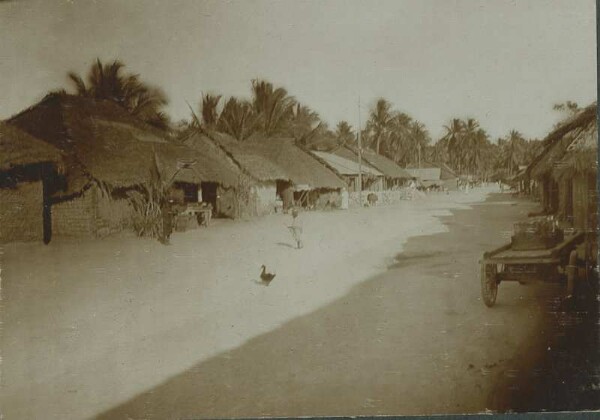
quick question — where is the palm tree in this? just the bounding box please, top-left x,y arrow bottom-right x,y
218,97 -> 261,141
201,94 -> 222,129
288,104 -> 321,144
366,98 -> 394,154
67,58 -> 169,129
335,121 -> 355,147
442,119 -> 465,174
407,121 -> 430,166
251,80 -> 296,136
387,113 -> 412,163
499,130 -> 526,175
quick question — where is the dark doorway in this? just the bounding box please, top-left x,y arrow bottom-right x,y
201,182 -> 218,210
41,166 -> 52,244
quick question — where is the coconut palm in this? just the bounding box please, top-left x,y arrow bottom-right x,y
218,97 -> 261,141
386,113 -> 412,163
67,58 -> 169,129
201,94 -> 222,129
335,121 -> 355,147
288,104 -> 321,143
442,119 -> 465,174
498,130 -> 526,175
251,80 -> 296,136
366,98 -> 394,154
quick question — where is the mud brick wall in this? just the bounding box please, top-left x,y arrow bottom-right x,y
0,181 -> 44,242
95,189 -> 134,237
348,188 -> 415,208
51,189 -> 94,237
252,183 -> 277,216
52,186 -> 134,238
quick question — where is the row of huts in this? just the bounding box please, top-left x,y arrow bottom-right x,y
523,102 -> 597,263
1,93 -> 452,243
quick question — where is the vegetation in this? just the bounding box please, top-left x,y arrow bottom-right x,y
67,59 -> 170,130
64,58 -> 554,179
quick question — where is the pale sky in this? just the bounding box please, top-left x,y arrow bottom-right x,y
0,0 -> 596,140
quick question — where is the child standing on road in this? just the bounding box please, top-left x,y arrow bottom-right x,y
288,208 -> 303,249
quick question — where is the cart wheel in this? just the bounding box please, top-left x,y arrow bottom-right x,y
481,263 -> 498,307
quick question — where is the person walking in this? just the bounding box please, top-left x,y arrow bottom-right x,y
288,208 -> 304,249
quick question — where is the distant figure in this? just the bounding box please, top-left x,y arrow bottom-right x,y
159,200 -> 174,245
367,193 -> 378,206
288,208 -> 304,249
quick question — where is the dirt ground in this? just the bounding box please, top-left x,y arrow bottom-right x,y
0,187 -> 561,419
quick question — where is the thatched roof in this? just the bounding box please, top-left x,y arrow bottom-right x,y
8,94 -> 239,190
201,131 -> 289,182
311,151 -> 383,177
0,122 -> 63,171
343,145 -> 413,179
328,146 -> 389,176
406,167 -> 441,181
244,135 -> 346,189
406,161 -> 457,180
528,103 -> 597,179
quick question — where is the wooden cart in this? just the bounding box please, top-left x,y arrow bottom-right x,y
479,231 -> 586,307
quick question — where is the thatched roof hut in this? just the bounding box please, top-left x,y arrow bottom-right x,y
0,122 -> 63,171
311,151 -> 383,177
197,131 -> 289,182
528,103 -> 597,180
8,94 -> 239,192
346,146 -> 413,180
244,135 -> 346,190
327,146 -> 386,176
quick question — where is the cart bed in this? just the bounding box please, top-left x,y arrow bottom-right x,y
482,231 -> 584,264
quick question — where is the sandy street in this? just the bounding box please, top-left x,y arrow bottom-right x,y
0,187 -> 558,419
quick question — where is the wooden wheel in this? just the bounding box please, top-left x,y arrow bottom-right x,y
481,263 -> 498,307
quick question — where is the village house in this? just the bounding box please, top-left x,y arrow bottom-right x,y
188,131 -> 291,217
0,122 -> 64,243
311,150 -> 384,192
7,93 -> 240,240
333,145 -> 413,190
243,135 -> 347,210
406,161 -> 458,191
527,103 -> 597,233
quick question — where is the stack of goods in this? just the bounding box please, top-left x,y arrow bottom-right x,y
511,216 -> 564,251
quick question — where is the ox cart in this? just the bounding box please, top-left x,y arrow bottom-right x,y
479,230 -> 588,307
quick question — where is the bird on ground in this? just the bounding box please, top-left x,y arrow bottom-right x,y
260,265 -> 276,285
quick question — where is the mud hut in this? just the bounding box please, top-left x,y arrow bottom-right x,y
187,131 -> 290,216
406,161 -> 458,190
344,146 -> 413,189
0,122 -> 63,243
8,93 -> 236,239
311,150 -> 384,192
528,103 -> 597,231
244,135 -> 347,210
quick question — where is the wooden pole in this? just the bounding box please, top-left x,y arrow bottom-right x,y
357,97 -> 363,205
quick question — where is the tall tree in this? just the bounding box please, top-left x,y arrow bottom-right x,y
251,80 -> 296,136
442,119 -> 465,173
217,97 -> 261,141
67,58 -> 169,129
335,121 -> 355,147
366,98 -> 394,154
201,94 -> 222,129
288,104 -> 322,144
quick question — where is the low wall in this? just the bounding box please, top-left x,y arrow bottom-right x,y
348,188 -> 419,208
52,185 -> 134,238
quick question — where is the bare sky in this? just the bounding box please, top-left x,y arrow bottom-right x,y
0,0 -> 596,140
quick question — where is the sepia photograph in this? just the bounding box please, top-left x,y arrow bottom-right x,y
0,1 -> 598,419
